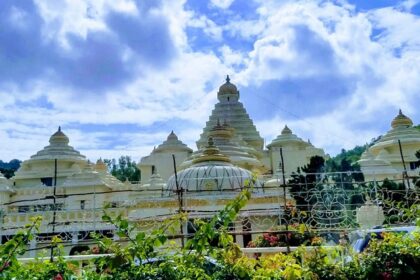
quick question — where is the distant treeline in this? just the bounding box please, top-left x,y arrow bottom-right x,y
0,159 -> 21,179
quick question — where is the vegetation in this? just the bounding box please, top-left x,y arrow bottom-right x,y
288,156 -> 326,220
103,156 -> 141,182
325,146 -> 365,182
1,188 -> 418,280
0,159 -> 21,179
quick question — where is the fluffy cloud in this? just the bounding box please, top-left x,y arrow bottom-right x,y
0,0 -> 419,163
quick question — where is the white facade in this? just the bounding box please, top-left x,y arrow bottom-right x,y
0,77 -> 335,253
359,110 -> 420,182
140,77 -> 327,182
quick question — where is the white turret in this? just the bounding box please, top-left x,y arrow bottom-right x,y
197,76 -> 264,151
267,125 -> 327,175
13,127 -> 88,188
359,110 -> 420,181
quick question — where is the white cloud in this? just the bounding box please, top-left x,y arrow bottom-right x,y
210,0 -> 235,9
1,0 -> 419,162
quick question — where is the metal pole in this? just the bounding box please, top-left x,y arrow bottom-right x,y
172,154 -> 184,248
50,159 -> 58,262
93,176 -> 96,233
279,148 -> 290,253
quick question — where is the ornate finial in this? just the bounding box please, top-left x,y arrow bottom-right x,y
281,125 -> 292,135
193,137 -> 231,164
391,109 -> 413,128
58,126 -> 61,132
167,130 -> 178,140
226,75 -> 230,83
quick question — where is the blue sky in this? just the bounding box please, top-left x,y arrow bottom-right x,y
0,0 -> 419,161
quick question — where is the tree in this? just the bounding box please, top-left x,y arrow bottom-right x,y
325,146 -> 365,182
103,156 -> 141,182
0,159 -> 21,179
288,156 -> 325,216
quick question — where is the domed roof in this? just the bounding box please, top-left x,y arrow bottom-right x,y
50,126 -> 69,143
267,125 -> 307,148
217,75 -> 239,102
366,110 -> 420,152
391,109 -> 413,129
192,137 -> 231,164
28,127 -> 86,161
153,131 -> 192,153
166,138 -> 261,196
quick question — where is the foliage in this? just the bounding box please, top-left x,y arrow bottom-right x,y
325,146 -> 365,182
288,156 -> 325,210
187,189 -> 251,256
351,231 -> 420,280
0,190 -> 419,280
0,159 -> 21,178
295,246 -> 348,280
247,224 -> 321,248
103,156 -> 140,182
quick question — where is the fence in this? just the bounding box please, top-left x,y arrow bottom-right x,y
1,171 -> 419,255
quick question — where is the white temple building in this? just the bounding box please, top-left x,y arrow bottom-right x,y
139,76 -> 327,183
0,76 -> 329,253
358,110 -> 420,182
1,76 -> 417,254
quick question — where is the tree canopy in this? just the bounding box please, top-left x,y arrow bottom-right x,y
103,156 -> 141,182
0,159 -> 21,178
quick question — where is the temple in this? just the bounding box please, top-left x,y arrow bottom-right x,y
358,110 -> 420,181
0,76 -> 418,254
139,76 -> 327,183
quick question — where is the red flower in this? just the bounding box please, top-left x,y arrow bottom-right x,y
381,272 -> 392,280
53,274 -> 63,280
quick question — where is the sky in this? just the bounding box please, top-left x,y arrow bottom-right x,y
0,0 -> 419,162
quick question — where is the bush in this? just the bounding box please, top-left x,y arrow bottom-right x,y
1,191 -> 419,280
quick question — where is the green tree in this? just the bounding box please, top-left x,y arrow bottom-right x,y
104,156 -> 141,182
325,146 -> 365,182
288,156 -> 325,217
0,159 -> 21,179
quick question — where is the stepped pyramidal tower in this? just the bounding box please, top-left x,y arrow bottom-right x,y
197,75 -> 264,152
